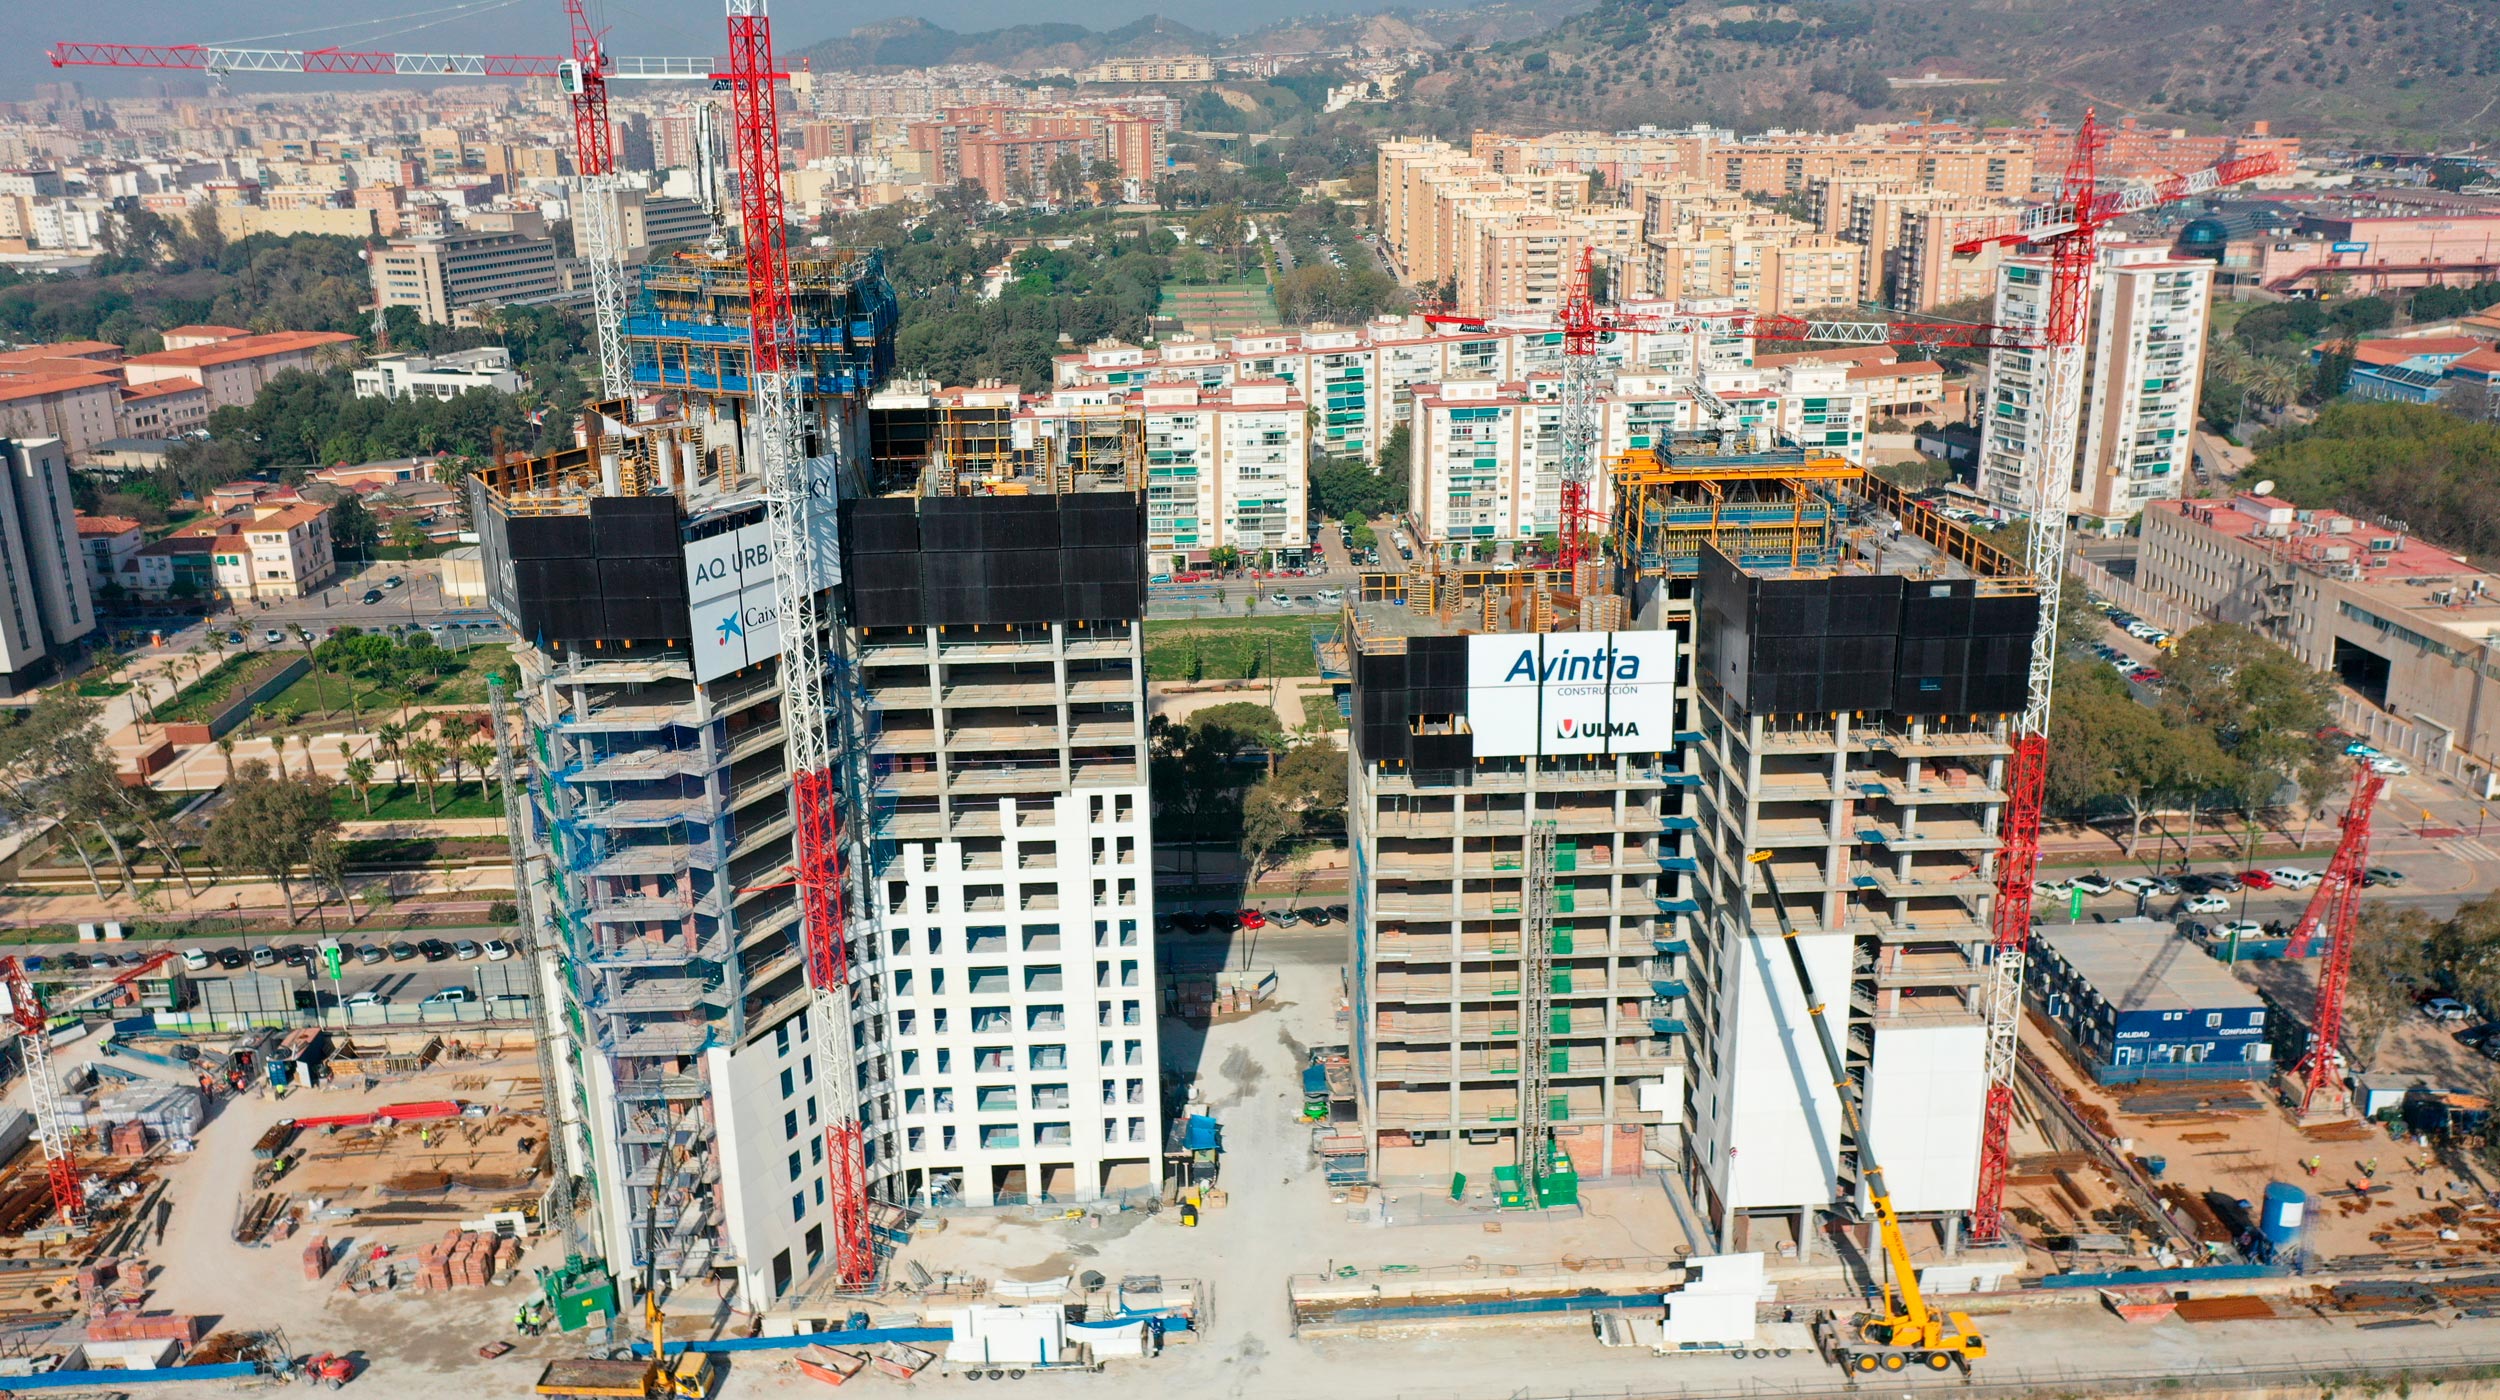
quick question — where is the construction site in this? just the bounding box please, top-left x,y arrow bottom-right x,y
14,0 -> 2500,1380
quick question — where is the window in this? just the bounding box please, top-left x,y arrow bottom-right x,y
805,1097 -> 818,1126
780,1068 -> 795,1098
783,1110 -> 798,1140
804,1224 -> 824,1261
810,1137 -> 823,1165
791,1192 -> 805,1222
787,1150 -> 802,1182
814,1179 -> 825,1205
801,1055 -> 814,1084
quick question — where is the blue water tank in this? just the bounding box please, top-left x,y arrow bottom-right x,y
2260,1181 -> 2307,1247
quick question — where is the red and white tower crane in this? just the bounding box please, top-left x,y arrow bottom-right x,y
1950,111 -> 2288,1242
49,27 -> 709,398
717,0 -> 876,1290
1428,246 -> 2031,572
3,949 -> 175,1227
2279,764 -> 2387,1118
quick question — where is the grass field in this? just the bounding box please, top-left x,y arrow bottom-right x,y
262,645 -> 514,721
1145,617 -> 1324,681
1159,279 -> 1279,334
333,782 -> 503,822
1300,692 -> 1348,731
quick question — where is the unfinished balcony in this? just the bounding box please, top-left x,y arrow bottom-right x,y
1848,858 -> 1993,900
1850,814 -> 1994,854
1849,761 -> 2003,806
566,747 -> 712,785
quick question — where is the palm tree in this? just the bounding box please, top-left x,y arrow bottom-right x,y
462,740 -> 497,799
296,732 -> 319,780
2247,357 -> 2306,421
343,754 -> 377,816
215,734 -> 238,784
376,721 -> 405,775
444,735 -> 468,791
404,738 -> 446,815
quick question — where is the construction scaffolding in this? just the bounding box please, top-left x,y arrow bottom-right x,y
867,384 -> 1145,498
624,250 -> 898,403
1606,437 -> 1863,584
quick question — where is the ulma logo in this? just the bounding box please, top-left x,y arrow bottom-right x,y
1558,716 -> 1639,740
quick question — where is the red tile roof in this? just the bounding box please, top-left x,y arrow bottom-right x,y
124,331 -> 355,370
75,515 -> 143,535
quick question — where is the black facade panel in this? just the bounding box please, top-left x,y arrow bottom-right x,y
846,499 -> 923,555
1412,730 -> 1473,770
591,496 -> 684,557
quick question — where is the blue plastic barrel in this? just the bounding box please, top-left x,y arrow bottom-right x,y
2260,1181 -> 2307,1247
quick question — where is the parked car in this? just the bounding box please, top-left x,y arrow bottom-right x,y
418,939 -> 453,961
1268,592 -> 1292,607
2129,668 -> 2164,685
384,575 -> 404,590
345,991 -> 390,1010
389,941 -> 419,961
2115,876 -> 2160,897
421,987 -> 475,1008
282,945 -> 315,967
1326,904 -> 1349,921
1298,906 -> 1333,926
1268,908 -> 1302,927
2423,997 -> 2473,1023
483,938 -> 516,961
2368,757 -> 2412,776
2034,878 -> 2070,897
226,631 -> 246,646
2344,741 -> 2382,758
2237,869 -> 2276,890
2216,919 -> 2267,942
2066,873 -> 2114,896
453,940 -> 483,960
262,628 -> 286,645
2153,875 -> 2182,896
2205,870 -> 2243,893
2268,868 -> 2321,890
1237,909 -> 1268,931
212,946 -> 246,970
2182,893 -> 2232,914
1315,588 -> 1345,604
362,590 -> 383,605
250,945 -> 279,968
2363,866 -> 2407,887
180,947 -> 213,972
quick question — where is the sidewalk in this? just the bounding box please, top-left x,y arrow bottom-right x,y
0,861 -> 515,927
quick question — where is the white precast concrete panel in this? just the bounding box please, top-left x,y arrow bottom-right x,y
1860,1019 -> 1987,1215
709,1033 -> 830,1305
1722,925 -> 1851,1209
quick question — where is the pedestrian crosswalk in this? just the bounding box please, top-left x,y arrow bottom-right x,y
2452,839 -> 2500,864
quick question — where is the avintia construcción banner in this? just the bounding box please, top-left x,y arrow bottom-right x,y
1465,631 -> 1676,758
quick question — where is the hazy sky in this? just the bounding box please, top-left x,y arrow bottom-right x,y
6,0 -> 1402,97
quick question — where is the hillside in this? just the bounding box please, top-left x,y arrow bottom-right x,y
790,3 -> 1584,75
1382,0 -> 2500,148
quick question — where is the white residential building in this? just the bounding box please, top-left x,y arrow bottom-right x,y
0,436 -> 96,694
1976,244 -> 2212,527
352,347 -> 527,401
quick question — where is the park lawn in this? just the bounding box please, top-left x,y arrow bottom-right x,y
1145,616 -> 1322,681
263,644 -> 514,719
332,782 -> 504,822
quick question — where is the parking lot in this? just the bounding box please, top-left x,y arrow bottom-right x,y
28,928 -> 531,1010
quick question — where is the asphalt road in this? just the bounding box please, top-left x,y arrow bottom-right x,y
109,557 -> 508,659
41,925 -> 530,1005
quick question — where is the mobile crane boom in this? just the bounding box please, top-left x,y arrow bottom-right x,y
1747,851 -> 1985,1375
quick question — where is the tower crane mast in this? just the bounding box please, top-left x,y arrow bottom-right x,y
1951,111 -> 2288,1242
2280,764 -> 2387,1118
718,0 -> 876,1290
2,949 -> 174,1227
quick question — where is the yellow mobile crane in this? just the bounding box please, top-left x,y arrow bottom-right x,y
1748,851 -> 1987,1375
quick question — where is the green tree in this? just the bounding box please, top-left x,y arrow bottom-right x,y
404,738 -> 446,814
343,752 -> 377,816
201,759 -> 340,923
461,740 -> 497,799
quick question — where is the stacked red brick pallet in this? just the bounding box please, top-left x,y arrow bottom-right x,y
303,1235 -> 331,1282
86,1311 -> 205,1345
412,1229 -> 522,1290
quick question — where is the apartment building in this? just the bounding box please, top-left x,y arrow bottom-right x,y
1685,542 -> 2037,1253
73,513 -> 144,594
0,362 -> 121,456
843,491 -> 1163,1208
1407,357 -> 1876,555
178,498 -> 337,602
2074,245 -> 2212,527
0,435 -> 95,694
373,230 -> 566,326
120,330 -> 359,412
2136,494 -> 2500,796
1975,246 -> 2211,526
1339,571 -> 1688,1194
1050,316 -> 1752,474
